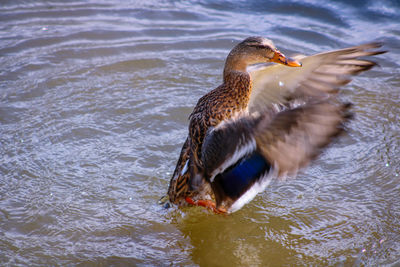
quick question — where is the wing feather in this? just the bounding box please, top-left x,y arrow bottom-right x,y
255,101 -> 352,176
199,100 -> 352,211
248,43 -> 384,113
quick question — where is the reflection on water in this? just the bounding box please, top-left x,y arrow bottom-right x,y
0,0 -> 399,265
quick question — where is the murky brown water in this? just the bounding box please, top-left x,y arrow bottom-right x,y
1,0 -> 399,265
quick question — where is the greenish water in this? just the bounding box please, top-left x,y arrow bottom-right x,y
1,0 -> 399,265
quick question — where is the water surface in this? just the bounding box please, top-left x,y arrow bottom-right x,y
1,0 -> 399,265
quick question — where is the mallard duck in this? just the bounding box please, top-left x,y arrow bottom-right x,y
165,36 -> 384,213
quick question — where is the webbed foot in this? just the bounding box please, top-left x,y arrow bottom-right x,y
185,197 -> 227,214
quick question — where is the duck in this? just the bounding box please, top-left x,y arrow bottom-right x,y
164,36 -> 384,213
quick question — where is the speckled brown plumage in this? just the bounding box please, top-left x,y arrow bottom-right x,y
189,72 -> 252,166
165,36 -> 384,213
168,137 -> 190,204
168,72 -> 253,204
167,37 -> 278,205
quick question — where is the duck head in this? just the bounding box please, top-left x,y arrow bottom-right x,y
224,36 -> 302,74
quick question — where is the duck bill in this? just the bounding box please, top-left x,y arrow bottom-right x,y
271,50 -> 302,67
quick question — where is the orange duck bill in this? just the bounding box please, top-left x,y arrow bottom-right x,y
271,50 -> 302,67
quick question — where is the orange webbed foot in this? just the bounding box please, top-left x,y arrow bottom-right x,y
185,197 -> 227,214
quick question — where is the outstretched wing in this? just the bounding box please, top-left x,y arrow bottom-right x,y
201,101 -> 351,212
255,100 -> 352,176
248,43 -> 385,113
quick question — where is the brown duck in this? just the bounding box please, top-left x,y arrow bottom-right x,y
164,36 -> 384,213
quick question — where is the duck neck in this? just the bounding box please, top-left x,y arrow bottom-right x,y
223,59 -> 252,107
223,70 -> 251,90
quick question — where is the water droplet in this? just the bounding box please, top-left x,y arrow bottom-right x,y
50,193 -> 53,196
362,249 -> 366,253
385,163 -> 389,167
279,81 -> 284,87
129,197 -> 132,200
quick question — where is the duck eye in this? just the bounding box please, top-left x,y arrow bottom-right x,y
254,45 -> 267,49
247,43 -> 269,50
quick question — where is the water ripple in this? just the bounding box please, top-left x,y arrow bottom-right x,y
0,0 -> 399,265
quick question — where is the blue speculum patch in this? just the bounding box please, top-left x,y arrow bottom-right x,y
218,151 -> 271,199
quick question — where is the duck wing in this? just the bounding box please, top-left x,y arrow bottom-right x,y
248,43 -> 385,113
167,137 -> 191,204
201,100 -> 351,212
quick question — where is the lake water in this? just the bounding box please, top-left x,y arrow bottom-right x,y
1,0 -> 399,265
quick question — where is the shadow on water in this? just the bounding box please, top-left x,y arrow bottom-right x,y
175,207 -> 314,266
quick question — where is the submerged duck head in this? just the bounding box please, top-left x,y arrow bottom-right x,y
224,36 -> 302,74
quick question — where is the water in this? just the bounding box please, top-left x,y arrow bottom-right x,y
1,0 -> 399,265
